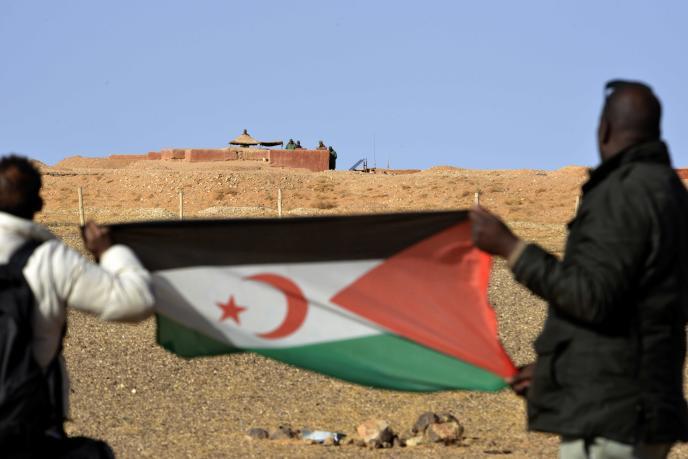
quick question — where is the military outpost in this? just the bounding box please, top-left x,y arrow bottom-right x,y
109,129 -> 337,172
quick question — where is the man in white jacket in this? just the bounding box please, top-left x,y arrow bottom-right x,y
0,155 -> 154,457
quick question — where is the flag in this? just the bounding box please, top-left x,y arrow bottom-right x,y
109,211 -> 516,392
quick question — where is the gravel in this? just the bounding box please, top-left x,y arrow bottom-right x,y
35,158 -> 687,458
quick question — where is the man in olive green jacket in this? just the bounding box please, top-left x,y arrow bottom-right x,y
470,81 -> 688,459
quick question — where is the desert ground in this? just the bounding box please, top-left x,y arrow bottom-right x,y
32,156 -> 688,458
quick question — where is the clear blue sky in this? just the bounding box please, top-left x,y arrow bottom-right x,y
2,1 -> 687,170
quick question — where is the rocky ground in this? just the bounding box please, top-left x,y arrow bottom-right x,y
34,156 -> 688,458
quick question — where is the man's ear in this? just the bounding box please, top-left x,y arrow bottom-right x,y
29,194 -> 43,217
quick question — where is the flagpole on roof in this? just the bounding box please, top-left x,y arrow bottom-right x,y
373,134 -> 376,169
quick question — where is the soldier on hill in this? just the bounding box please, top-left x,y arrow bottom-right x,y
328,146 -> 337,170
285,139 -> 296,150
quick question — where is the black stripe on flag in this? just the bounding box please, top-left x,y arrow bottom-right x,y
108,210 -> 468,270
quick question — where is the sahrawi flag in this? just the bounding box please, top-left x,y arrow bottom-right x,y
109,211 -> 516,392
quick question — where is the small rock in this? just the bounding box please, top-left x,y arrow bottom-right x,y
354,439 -> 366,447
461,436 -> 476,446
400,429 -> 416,441
270,425 -> 297,440
246,428 -> 269,440
356,419 -> 395,445
393,437 -> 404,448
412,411 -> 440,434
437,412 -> 461,424
404,436 -> 424,447
368,440 -> 382,449
300,430 -> 345,445
425,421 -> 463,445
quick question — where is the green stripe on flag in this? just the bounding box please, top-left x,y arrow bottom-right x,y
257,335 -> 506,392
156,314 -> 506,392
157,314 -> 240,357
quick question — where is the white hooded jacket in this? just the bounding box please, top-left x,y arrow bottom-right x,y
0,211 -> 154,415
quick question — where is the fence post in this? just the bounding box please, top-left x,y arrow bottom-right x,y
474,191 -> 481,206
77,187 -> 85,226
179,191 -> 184,220
277,188 -> 283,218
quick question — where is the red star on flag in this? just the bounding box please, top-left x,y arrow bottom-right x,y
216,295 -> 246,324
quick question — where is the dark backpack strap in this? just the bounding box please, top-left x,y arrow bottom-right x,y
0,239 -> 52,444
8,239 -> 43,273
13,240 -> 68,433
0,240 -> 43,315
9,240 -> 67,432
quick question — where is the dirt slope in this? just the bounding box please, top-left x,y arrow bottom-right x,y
33,157 -> 685,458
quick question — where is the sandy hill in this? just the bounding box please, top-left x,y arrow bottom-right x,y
42,157 -> 588,227
33,156 -> 686,458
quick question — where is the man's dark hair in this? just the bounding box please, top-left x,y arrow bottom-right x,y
603,80 -> 662,142
0,155 -> 43,218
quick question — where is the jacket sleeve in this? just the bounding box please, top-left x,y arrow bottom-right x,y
31,241 -> 154,322
512,181 -> 652,325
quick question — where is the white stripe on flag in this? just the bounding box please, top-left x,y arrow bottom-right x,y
153,260 -> 386,348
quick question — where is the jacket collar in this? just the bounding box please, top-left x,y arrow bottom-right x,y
582,140 -> 671,193
0,211 -> 55,242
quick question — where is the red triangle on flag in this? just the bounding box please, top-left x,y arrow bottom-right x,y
330,221 -> 516,379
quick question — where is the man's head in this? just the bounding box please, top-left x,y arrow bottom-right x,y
0,155 -> 43,220
598,80 -> 662,161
